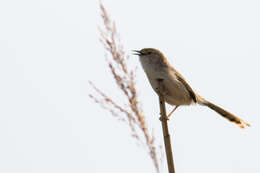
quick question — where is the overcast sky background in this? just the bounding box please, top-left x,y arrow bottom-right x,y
0,0 -> 260,173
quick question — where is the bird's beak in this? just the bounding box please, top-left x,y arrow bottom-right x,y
132,50 -> 142,56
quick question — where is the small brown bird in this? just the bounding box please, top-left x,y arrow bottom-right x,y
133,48 -> 250,128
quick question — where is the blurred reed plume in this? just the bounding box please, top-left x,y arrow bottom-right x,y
89,2 -> 160,173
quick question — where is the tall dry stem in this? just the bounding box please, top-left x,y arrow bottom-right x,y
157,80 -> 175,173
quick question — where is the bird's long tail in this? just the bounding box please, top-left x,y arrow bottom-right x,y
198,97 -> 250,128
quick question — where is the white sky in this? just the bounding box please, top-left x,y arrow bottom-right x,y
0,0 -> 260,173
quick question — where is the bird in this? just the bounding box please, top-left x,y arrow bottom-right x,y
133,48 -> 250,128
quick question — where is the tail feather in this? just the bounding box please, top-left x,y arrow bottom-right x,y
200,99 -> 250,128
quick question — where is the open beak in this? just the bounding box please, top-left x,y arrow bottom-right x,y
132,50 -> 142,56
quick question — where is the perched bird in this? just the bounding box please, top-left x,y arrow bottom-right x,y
133,48 -> 250,128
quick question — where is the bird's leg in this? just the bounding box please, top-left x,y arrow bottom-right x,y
167,105 -> 179,120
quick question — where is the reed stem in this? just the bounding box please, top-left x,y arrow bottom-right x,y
158,79 -> 175,173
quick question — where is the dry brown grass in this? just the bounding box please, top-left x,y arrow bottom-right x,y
89,2 -> 160,173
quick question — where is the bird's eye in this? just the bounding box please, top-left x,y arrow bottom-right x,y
145,51 -> 152,55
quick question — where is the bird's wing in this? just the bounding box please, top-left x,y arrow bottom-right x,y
172,68 -> 197,103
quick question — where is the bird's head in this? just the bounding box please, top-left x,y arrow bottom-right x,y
132,48 -> 164,58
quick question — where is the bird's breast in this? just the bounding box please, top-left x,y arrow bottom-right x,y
141,62 -> 192,105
